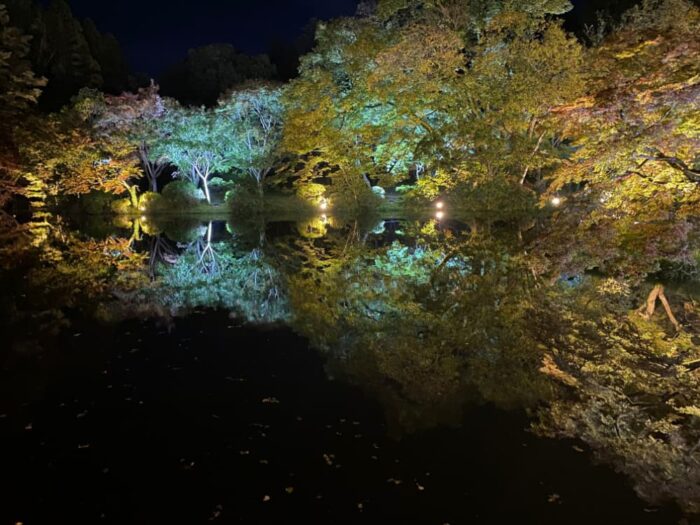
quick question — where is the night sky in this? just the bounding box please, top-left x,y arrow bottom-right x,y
60,0 -> 637,77
64,0 -> 361,75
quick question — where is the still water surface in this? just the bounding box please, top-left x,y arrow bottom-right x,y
1,213 -> 698,524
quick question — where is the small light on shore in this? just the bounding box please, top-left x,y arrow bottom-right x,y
319,198 -> 329,211
551,197 -> 562,207
436,201 -> 444,210
436,211 -> 445,220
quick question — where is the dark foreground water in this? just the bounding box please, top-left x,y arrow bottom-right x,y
1,214 -> 699,524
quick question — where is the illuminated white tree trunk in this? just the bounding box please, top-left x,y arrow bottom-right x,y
191,153 -> 213,204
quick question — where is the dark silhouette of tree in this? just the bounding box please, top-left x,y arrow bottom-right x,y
159,44 -> 276,107
3,0 -> 131,109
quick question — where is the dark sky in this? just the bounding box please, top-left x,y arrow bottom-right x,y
64,0 -> 361,76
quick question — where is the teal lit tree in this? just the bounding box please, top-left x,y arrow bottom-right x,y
218,84 -> 284,197
151,105 -> 235,204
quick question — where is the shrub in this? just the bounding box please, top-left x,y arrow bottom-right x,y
296,183 -> 327,203
138,192 -> 164,213
161,180 -> 206,205
111,198 -> 133,215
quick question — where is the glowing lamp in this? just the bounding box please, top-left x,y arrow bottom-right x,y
436,201 -> 444,210
436,211 -> 445,220
319,198 -> 329,211
551,197 -> 562,207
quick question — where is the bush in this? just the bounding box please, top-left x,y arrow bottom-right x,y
161,180 -> 206,205
296,183 -> 327,203
372,186 -> 386,199
111,198 -> 133,215
138,192 -> 164,213
209,177 -> 236,189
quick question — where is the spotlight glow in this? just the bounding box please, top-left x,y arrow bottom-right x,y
436,201 -> 444,209
551,197 -> 562,207
436,211 -> 445,220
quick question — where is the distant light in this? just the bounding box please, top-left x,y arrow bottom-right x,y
551,197 -> 562,207
319,198 -> 329,211
435,201 -> 444,209
436,211 -> 445,220
139,206 -> 146,212
141,216 -> 147,221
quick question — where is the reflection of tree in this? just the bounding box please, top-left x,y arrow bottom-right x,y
156,223 -> 289,323
191,222 -> 218,275
530,279 -> 700,514
289,225 -> 555,435
148,235 -> 177,279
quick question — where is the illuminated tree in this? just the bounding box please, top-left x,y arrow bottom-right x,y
218,84 -> 284,196
94,82 -> 169,192
151,105 -> 235,204
548,0 -> 700,215
16,90 -> 141,206
282,1 -> 584,207
0,2 -> 45,255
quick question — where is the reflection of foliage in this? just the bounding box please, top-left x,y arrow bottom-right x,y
290,230 -> 556,434
531,279 -> 700,513
157,233 -> 289,323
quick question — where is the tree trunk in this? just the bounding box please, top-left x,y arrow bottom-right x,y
637,284 -> 681,331
202,178 -> 211,204
123,182 -> 139,208
138,144 -> 160,193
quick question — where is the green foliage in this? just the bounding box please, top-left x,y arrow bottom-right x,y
161,180 -> 205,206
138,191 -> 163,213
151,105 -> 236,203
217,84 -> 284,194
157,237 -> 290,323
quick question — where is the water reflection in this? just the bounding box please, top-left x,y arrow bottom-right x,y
3,212 -> 700,514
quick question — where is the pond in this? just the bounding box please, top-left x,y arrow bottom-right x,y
1,211 -> 699,524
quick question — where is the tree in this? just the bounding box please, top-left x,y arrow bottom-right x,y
218,84 -> 284,196
3,0 -> 131,108
94,82 -> 169,192
151,105 -> 235,204
546,0 -> 700,252
365,3 -> 584,194
81,18 -> 129,94
40,0 -> 102,107
159,44 -> 277,107
0,2 -> 45,250
16,90 -> 141,206
0,2 -> 45,132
